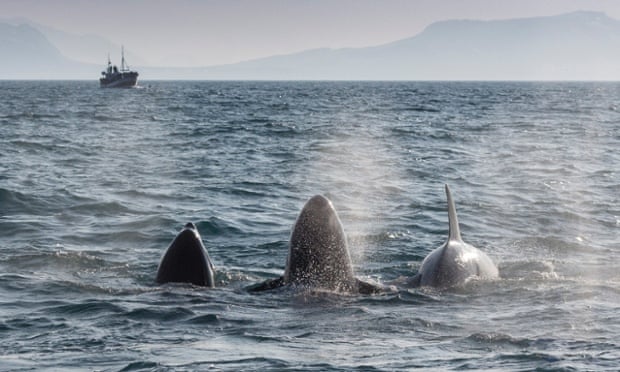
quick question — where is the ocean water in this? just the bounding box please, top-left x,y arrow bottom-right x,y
0,80 -> 619,371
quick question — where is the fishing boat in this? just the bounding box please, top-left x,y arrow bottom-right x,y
100,47 -> 139,88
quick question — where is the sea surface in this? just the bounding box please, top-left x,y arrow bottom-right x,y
1,81 -> 619,371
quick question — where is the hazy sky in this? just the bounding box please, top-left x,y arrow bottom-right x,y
3,0 -> 620,67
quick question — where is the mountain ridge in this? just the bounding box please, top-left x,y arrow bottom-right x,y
2,11 -> 620,80
199,10 -> 620,80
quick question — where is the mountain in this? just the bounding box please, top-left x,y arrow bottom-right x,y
31,24 -> 146,67
201,11 -> 620,81
0,23 -> 65,70
0,22 -> 96,79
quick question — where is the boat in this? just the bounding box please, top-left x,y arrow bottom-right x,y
100,47 -> 139,88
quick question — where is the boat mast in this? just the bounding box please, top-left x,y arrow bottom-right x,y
121,46 -> 126,71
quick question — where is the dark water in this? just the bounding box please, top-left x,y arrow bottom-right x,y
1,81 -> 619,371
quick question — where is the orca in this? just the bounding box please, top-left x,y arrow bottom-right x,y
249,195 -> 379,294
156,222 -> 215,287
409,185 -> 499,289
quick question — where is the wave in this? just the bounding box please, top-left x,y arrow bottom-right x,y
117,361 -> 160,371
197,217 -> 245,237
46,300 -> 125,317
185,313 -> 221,325
466,332 -> 533,348
122,358 -> 293,371
124,306 -> 195,321
0,187 -> 49,215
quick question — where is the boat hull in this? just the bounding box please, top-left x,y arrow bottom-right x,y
100,72 -> 139,88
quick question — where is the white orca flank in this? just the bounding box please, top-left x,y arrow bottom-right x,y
411,185 -> 499,289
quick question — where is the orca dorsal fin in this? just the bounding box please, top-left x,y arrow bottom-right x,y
445,184 -> 462,242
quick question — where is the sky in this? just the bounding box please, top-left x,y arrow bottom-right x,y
3,0 -> 620,67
